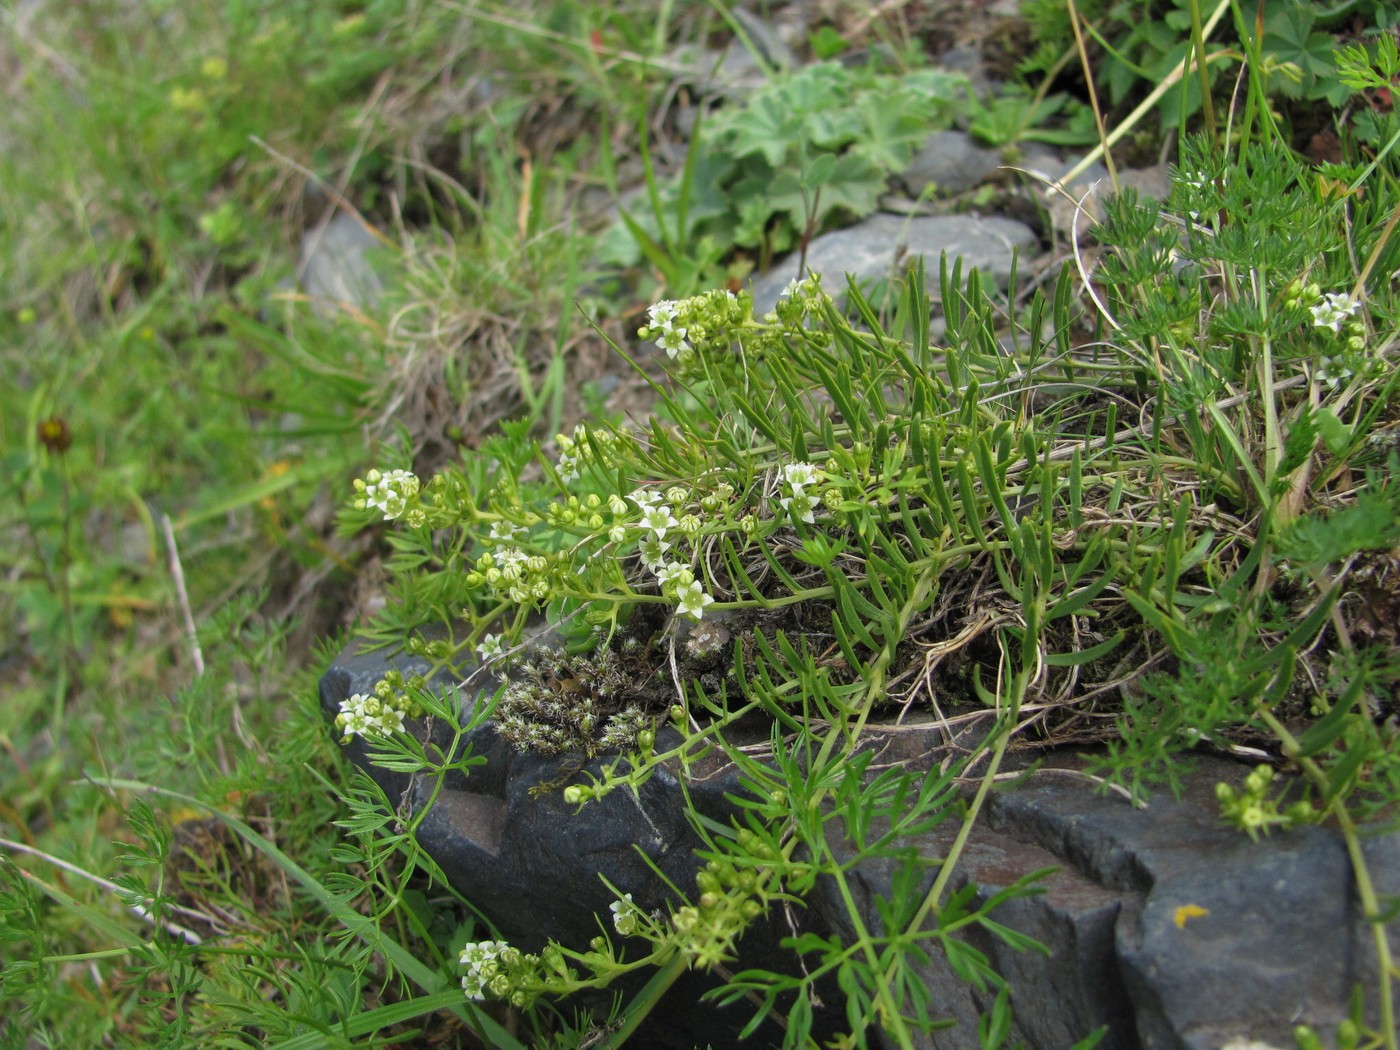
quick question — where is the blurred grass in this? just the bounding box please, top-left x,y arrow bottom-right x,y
0,0 -> 692,1042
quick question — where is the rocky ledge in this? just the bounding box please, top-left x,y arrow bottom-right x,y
321,638 -> 1399,1049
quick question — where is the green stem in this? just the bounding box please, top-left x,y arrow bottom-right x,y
899,662 -> 1025,945
1255,706 -> 1397,1050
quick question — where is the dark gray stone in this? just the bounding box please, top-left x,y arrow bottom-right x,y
321,642 -> 1400,1049
298,211 -> 387,314
899,130 -> 1005,197
751,212 -> 1039,316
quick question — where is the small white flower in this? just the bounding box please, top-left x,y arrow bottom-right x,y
611,894 -> 640,936
1315,355 -> 1354,390
675,580 -> 715,620
782,461 -> 823,491
476,633 -> 505,661
655,560 -> 692,588
648,300 -> 679,327
361,468 -> 419,520
640,504 -> 679,538
494,547 -> 528,568
655,326 -> 691,358
1310,292 -> 1361,334
638,535 -> 671,569
629,487 -> 662,509
780,490 -> 817,524
375,705 -> 406,735
489,521 -> 526,542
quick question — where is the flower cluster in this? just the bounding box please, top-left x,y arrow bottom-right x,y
1215,765 -> 1316,843
1285,282 -> 1372,392
467,546 -> 555,605
667,830 -> 777,969
334,692 -> 405,741
554,424 -> 632,484
333,671 -> 424,744
766,272 -> 832,329
630,488 -> 719,620
778,460 -> 825,524
353,468 -> 421,523
459,939 -> 539,1006
1309,291 -> 1361,334
636,289 -> 747,363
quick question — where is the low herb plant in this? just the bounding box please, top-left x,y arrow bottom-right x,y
604,59 -> 970,294
338,108 -> 1399,1043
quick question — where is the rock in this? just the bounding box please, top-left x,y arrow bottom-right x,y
321,641 -> 1400,1049
1012,152 -> 1174,244
298,211 -> 387,314
750,212 -> 1039,316
319,636 -> 818,1048
899,130 -> 1005,197
938,44 -> 996,98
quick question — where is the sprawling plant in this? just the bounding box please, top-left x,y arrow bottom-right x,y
340,115 -> 1399,1044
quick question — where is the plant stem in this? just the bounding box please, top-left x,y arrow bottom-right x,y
1255,706 -> 1398,1050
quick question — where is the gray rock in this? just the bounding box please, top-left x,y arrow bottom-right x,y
321,641 -> 1400,1049
298,211 -> 387,314
751,212 -> 1039,315
899,130 -> 1005,197
938,44 -> 995,98
319,637 -> 810,1048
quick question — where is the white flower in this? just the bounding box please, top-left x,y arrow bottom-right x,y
1310,292 -> 1360,334
629,487 -> 662,509
656,560 -> 692,588
375,705 -> 406,735
640,504 -> 679,538
335,693 -> 405,741
780,490 -> 817,524
494,547 -> 528,568
489,521 -> 526,542
676,579 -> 715,620
782,461 -> 823,491
655,326 -> 691,358
361,468 -> 419,520
476,633 -> 505,661
611,894 -> 640,936
556,452 -> 579,483
647,300 -> 679,328
458,940 -> 509,1000
1315,355 -> 1354,390
638,535 -> 671,570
